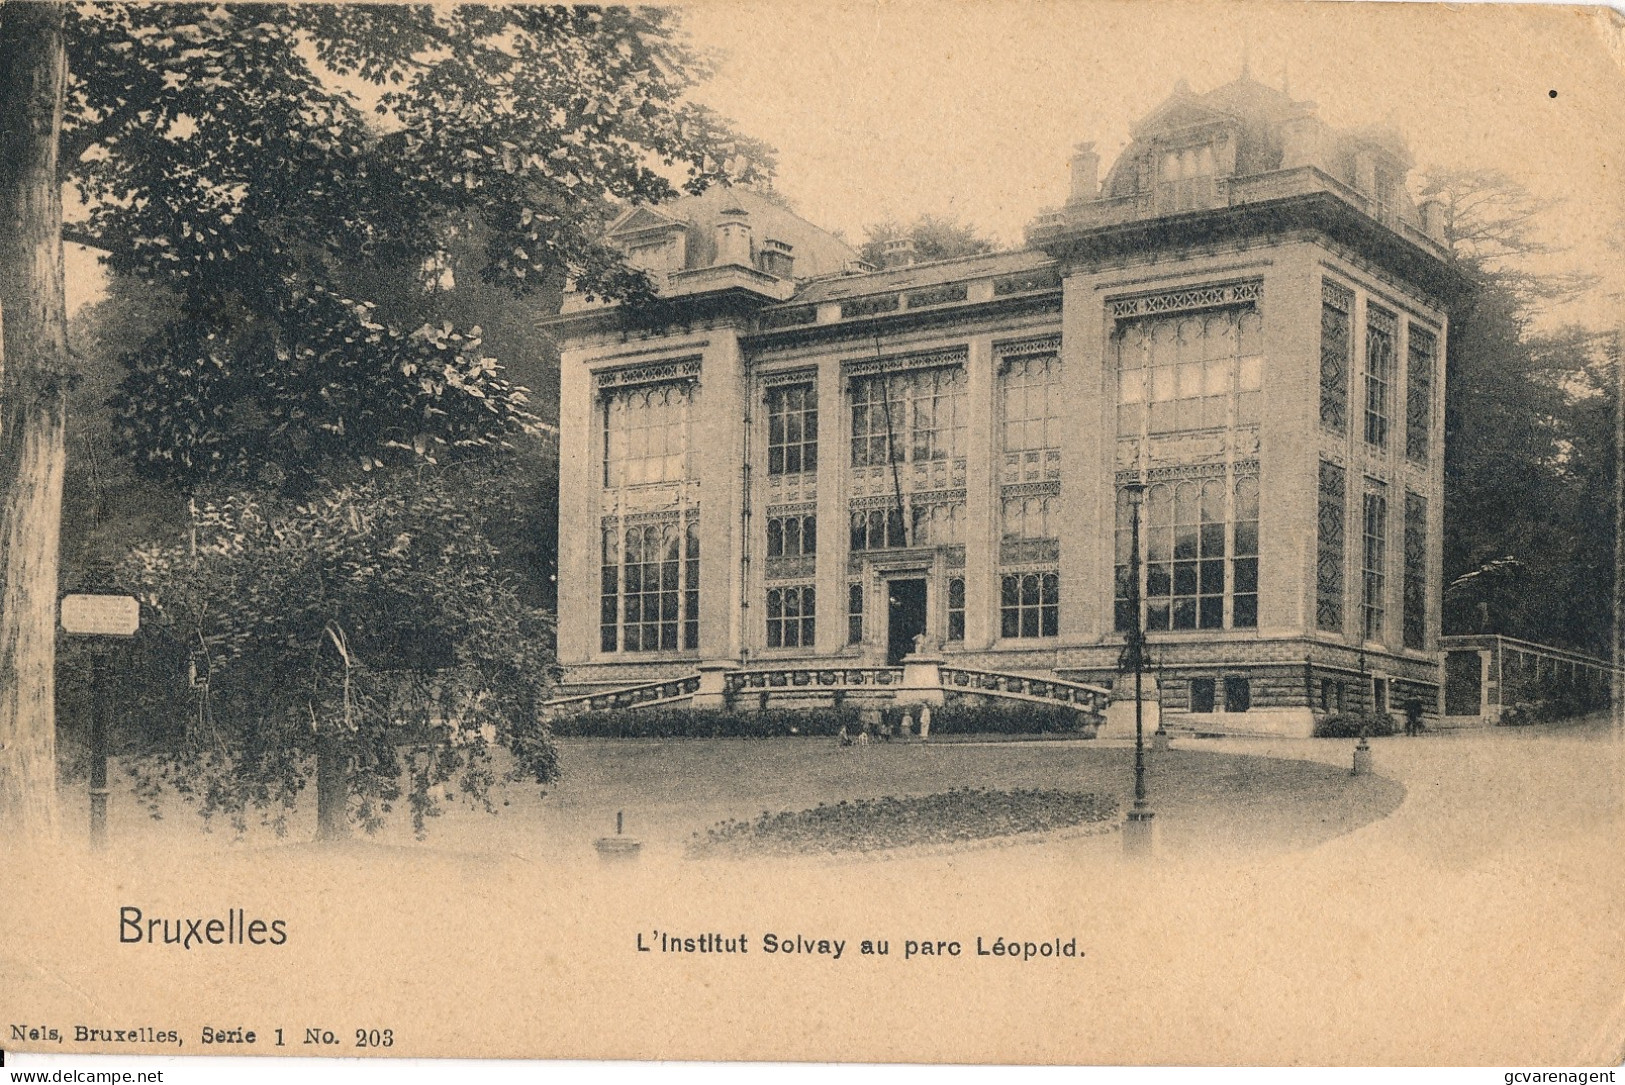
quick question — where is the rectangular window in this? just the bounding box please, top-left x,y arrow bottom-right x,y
766,514 -> 816,558
1319,678 -> 1347,713
600,518 -> 699,653
766,383 -> 818,476
1190,677 -> 1216,713
1000,571 -> 1058,639
1231,476 -> 1259,629
847,582 -> 864,645
1316,461 -> 1346,633
1364,306 -> 1397,449
683,521 -> 699,651
910,500 -> 965,548
1001,353 -> 1061,453
1223,676 -> 1251,713
603,382 -> 691,488
1115,307 -> 1262,439
1115,470 -> 1257,632
1001,492 -> 1056,543
765,585 -> 815,649
849,506 -> 907,551
1320,281 -> 1353,433
1403,492 -> 1427,650
1406,326 -> 1436,464
946,576 -> 966,642
1362,483 -> 1388,641
850,367 -> 965,468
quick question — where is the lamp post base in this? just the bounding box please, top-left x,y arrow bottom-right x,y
1351,738 -> 1372,777
1123,806 -> 1157,858
1151,727 -> 1170,752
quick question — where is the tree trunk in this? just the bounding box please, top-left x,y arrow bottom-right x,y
0,4 -> 71,843
314,730 -> 348,842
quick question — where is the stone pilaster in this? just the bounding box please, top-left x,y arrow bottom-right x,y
696,326 -> 745,659
556,344 -> 598,667
962,335 -> 997,648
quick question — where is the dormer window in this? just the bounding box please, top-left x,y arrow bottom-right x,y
626,236 -> 678,274
1156,141 -> 1218,212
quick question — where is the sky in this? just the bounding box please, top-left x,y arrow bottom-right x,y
676,0 -> 1625,327
65,0 -> 1625,329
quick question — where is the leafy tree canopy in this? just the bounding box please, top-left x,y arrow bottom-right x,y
114,462 -> 561,838
51,2 -> 772,486
858,212 -> 996,267
1427,166 -> 1619,653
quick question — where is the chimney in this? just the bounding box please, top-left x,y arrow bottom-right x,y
1419,197 -> 1448,243
714,206 -> 752,267
1353,148 -> 1378,198
1068,142 -> 1100,203
759,237 -> 795,278
882,237 -> 916,268
1279,110 -> 1321,170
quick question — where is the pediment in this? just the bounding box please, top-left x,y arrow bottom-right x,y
607,205 -> 687,237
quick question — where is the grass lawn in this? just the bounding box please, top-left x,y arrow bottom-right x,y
88,736 -> 1405,861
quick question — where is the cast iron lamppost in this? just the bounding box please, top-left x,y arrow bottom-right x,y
1120,480 -> 1155,856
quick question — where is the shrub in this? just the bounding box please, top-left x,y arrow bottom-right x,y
913,701 -> 1095,736
1313,711 -> 1397,738
1498,702 -> 1544,727
550,706 -> 862,739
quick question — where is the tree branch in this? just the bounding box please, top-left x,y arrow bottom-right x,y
60,224 -> 118,255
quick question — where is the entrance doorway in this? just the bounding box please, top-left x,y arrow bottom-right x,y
886,578 -> 928,665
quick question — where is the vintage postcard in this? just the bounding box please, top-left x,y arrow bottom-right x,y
1,0 -> 1623,1072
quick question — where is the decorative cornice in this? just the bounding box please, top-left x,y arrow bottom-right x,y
1322,279 -> 1354,313
594,356 -> 701,391
747,293 -> 1062,354
847,488 -> 967,511
1115,459 -> 1255,484
843,346 -> 967,379
994,335 -> 1062,363
758,366 -> 818,389
1001,480 -> 1062,499
1108,279 -> 1262,321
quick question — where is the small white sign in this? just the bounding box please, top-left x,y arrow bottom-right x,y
60,594 -> 140,637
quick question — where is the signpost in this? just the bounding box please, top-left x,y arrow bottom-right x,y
60,594 -> 140,848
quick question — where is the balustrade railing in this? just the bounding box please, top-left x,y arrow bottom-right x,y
544,662 -> 1111,723
726,666 -> 905,693
939,666 -> 1111,716
542,673 -> 701,717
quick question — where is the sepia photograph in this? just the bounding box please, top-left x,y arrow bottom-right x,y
1,0 -> 1623,1073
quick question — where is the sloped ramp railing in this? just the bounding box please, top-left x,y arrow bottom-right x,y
541,673 -> 701,718
940,666 -> 1111,720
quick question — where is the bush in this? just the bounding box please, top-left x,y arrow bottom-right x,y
1313,712 -> 1397,738
550,706 -> 862,739
912,701 -> 1095,736
688,787 -> 1119,858
1498,702 -> 1545,727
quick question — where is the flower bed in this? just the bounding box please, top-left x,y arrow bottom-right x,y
686,787 -> 1118,858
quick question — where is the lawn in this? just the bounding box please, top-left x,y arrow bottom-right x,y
85,736 -> 1406,861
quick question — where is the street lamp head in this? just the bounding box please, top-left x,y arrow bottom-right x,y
1122,480 -> 1147,506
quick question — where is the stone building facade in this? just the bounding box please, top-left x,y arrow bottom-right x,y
543,76 -> 1471,736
